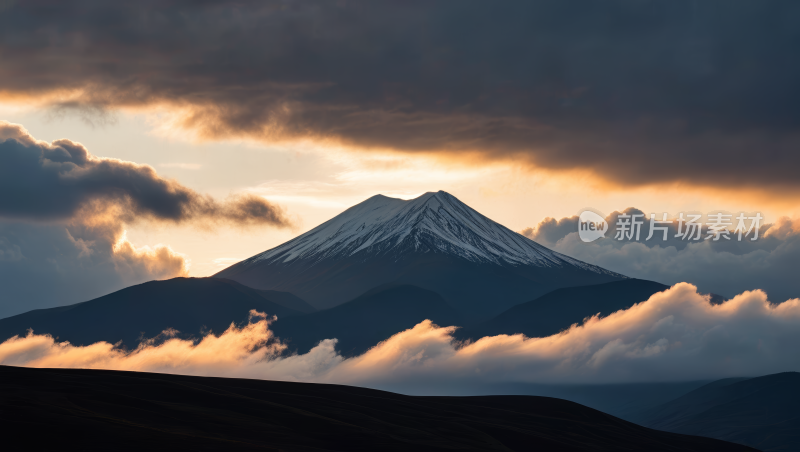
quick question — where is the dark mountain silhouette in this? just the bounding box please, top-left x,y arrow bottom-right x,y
269,284 -> 463,356
637,372 -> 800,451
214,280 -> 317,313
0,280 -> 460,357
216,191 -> 623,324
0,365 -> 755,452
253,288 -> 316,313
0,277 -> 305,347
460,279 -> 671,340
457,380 -> 716,423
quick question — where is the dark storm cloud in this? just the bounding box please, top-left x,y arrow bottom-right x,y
0,121 -> 295,317
0,122 -> 291,227
522,211 -> 800,303
2,1 -> 798,190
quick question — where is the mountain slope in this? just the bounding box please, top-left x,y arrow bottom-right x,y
637,372 -> 800,451
217,191 -> 624,323
462,279 -> 671,339
0,366 -> 755,452
254,289 -> 316,313
269,284 -> 462,356
214,280 -> 317,313
0,277 -> 304,347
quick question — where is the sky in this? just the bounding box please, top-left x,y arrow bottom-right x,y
1,1 -> 800,317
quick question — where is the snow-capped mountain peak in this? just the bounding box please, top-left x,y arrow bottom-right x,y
247,190 -> 609,273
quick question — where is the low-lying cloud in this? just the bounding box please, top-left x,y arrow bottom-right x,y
112,231 -> 188,283
2,284 -> 799,390
523,210 -> 800,303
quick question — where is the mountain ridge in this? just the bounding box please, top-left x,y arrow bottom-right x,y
637,372 -> 800,451
0,277 -> 306,347
460,279 -> 671,340
269,283 -> 463,356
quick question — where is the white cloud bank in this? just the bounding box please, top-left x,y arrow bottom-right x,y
2,284 -> 799,390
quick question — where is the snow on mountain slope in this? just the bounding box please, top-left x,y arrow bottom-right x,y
246,191 -> 614,275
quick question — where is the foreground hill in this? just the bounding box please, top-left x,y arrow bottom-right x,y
638,372 -> 800,451
217,191 -> 623,323
270,284 -> 463,355
0,277 -> 305,347
0,366 -> 754,452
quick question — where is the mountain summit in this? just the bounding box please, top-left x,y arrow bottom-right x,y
245,191 -> 602,268
217,191 -> 623,323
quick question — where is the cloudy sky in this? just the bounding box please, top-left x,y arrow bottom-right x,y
1,1 -> 799,317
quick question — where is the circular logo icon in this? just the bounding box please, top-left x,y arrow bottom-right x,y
578,209 -> 607,242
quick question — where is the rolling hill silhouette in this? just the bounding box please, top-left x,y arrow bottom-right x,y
0,366 -> 756,452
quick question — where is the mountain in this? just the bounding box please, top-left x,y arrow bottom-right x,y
0,277 -> 306,347
420,380 -> 716,423
0,366 -> 756,452
227,284 -> 317,313
269,284 -> 463,356
461,279 -> 671,340
255,289 -> 316,313
637,372 -> 800,451
216,191 -> 624,324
